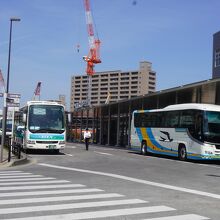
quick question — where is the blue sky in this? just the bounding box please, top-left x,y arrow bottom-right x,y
0,0 -> 220,110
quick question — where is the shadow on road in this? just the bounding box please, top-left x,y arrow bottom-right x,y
128,151 -> 220,166
23,149 -> 65,156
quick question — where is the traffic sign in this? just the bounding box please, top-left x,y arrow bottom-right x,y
0,92 -> 21,98
7,93 -> 21,98
7,102 -> 20,107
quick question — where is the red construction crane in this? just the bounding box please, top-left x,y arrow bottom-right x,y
83,0 -> 101,76
82,0 -> 101,107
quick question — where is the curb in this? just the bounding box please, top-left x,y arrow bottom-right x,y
8,157 -> 29,167
0,153 -> 34,168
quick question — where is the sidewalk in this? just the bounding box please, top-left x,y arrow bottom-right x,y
0,148 -> 28,168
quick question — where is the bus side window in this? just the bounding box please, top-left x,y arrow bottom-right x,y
164,111 -> 179,127
195,113 -> 203,140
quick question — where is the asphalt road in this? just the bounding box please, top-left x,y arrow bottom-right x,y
0,142 -> 219,220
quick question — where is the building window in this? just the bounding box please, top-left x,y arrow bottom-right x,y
132,72 -> 138,75
110,78 -> 118,81
111,82 -> 118,86
92,79 -> 99,82
149,86 -> 155,90
131,77 -> 138,80
149,82 -> 155,85
131,90 -> 137,94
215,49 -> 220,67
101,79 -> 108,82
149,72 -> 156,76
121,72 -> 129,76
111,73 -> 119,77
120,82 -> 129,85
121,77 -> 129,80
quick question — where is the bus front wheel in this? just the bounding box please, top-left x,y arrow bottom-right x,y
141,142 -> 147,155
178,145 -> 187,161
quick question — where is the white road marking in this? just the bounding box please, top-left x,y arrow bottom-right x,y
0,171 -> 22,174
64,153 -> 73,156
0,172 -> 32,176
39,163 -> 220,200
0,193 -> 124,205
67,146 -> 76,149
0,175 -> 43,179
141,214 -> 210,220
0,188 -> 103,197
0,177 -> 56,182
0,180 -> 70,186
94,151 -> 113,156
0,199 -> 147,214
0,183 -> 84,191
5,206 -> 175,220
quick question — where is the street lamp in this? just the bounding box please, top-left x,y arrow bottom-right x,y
0,17 -> 21,163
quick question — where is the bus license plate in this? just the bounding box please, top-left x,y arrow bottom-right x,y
48,145 -> 56,149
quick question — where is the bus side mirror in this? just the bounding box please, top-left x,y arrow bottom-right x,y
22,113 -> 27,123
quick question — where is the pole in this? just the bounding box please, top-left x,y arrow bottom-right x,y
0,18 -> 20,163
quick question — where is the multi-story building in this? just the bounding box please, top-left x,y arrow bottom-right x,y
213,31 -> 220,78
70,61 -> 156,111
58,94 -> 66,109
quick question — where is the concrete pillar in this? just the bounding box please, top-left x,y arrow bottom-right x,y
92,108 -> 95,143
127,102 -> 131,148
99,108 -> 102,145
116,104 -> 120,146
107,106 -> 111,145
201,83 -> 216,103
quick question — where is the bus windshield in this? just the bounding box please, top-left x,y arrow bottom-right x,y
28,105 -> 65,133
203,111 -> 220,143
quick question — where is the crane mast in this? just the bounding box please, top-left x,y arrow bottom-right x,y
83,0 -> 101,106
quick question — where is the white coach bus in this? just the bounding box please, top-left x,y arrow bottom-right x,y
130,103 -> 220,160
14,101 -> 66,153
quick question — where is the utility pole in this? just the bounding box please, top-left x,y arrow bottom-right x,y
0,17 -> 20,163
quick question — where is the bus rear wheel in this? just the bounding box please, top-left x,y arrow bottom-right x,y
141,142 -> 147,155
178,145 -> 187,161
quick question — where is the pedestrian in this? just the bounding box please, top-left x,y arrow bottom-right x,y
84,128 -> 91,150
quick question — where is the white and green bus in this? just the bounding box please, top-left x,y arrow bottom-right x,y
14,101 -> 66,152
130,103 -> 220,160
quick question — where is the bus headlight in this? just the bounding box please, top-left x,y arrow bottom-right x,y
59,141 -> 65,145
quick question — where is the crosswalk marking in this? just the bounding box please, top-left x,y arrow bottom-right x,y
0,174 -> 43,179
0,177 -> 56,182
0,188 -> 103,197
0,180 -> 70,186
0,199 -> 147,214
0,183 -> 84,191
141,214 -> 210,220
0,171 -> 210,220
5,206 -> 176,220
0,193 -> 124,205
0,172 -> 32,176
0,171 -> 22,174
